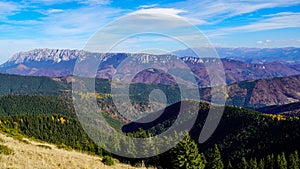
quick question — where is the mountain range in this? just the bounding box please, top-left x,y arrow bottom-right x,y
0,48 -> 300,111
1,48 -> 300,87
173,47 -> 300,64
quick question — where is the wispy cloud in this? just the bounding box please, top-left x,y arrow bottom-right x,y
0,1 -> 22,20
139,4 -> 158,9
84,8 -> 212,54
171,0 -> 300,23
77,0 -> 111,6
220,12 -> 300,33
23,0 -> 111,6
47,9 -> 64,14
1,3 -> 123,38
129,8 -> 206,25
43,6 -> 123,36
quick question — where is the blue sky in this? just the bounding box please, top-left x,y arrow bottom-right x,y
0,0 -> 300,62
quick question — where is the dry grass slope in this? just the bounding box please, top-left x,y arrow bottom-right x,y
0,133 -> 150,169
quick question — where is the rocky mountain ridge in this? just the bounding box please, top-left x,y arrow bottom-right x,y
1,48 -> 300,86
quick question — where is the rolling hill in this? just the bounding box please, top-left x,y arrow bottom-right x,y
1,72 -> 300,113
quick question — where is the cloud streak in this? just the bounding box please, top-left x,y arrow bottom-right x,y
0,1 -> 22,20
139,4 -> 158,9
219,12 -> 300,34
171,0 -> 300,23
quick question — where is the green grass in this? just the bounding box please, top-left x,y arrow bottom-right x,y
0,144 -> 14,155
101,111 -> 124,130
36,144 -> 52,149
56,143 -> 72,151
102,155 -> 115,166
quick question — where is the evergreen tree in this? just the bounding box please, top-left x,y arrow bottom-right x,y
249,158 -> 258,169
277,152 -> 287,169
258,159 -> 265,169
227,160 -> 233,169
171,134 -> 206,169
238,157 -> 248,169
266,154 -> 275,169
207,144 -> 224,169
289,151 -> 299,169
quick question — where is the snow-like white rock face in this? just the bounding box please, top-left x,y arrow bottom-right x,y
182,56 -> 218,64
5,48 -> 209,67
7,49 -> 88,64
3,49 -> 165,67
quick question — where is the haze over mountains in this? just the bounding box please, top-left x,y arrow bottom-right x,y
1,48 -> 300,86
173,47 -> 300,64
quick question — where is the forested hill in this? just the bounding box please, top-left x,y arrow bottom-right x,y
123,100 -> 300,162
0,94 -> 299,168
0,73 -> 66,95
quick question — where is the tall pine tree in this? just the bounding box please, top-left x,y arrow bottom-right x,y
171,134 -> 206,169
277,152 -> 287,169
258,159 -> 265,169
289,151 -> 299,169
266,154 -> 275,169
207,144 -> 224,169
238,157 -> 248,169
227,160 -> 233,169
249,158 -> 258,169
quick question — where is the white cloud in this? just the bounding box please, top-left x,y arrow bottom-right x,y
139,4 -> 158,9
47,9 -> 64,14
83,8 -> 213,54
78,0 -> 111,6
43,6 -> 123,36
220,12 -> 300,33
129,8 -> 206,25
171,0 -> 300,22
266,39 -> 272,43
0,1 -> 21,20
130,8 -> 186,17
25,0 -> 110,5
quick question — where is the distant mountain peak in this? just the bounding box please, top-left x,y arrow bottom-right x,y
16,64 -> 29,70
173,47 -> 300,64
7,48 -> 87,64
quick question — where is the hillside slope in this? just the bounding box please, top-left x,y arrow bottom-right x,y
0,132 -> 147,169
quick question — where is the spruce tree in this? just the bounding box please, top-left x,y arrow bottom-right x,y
277,152 -> 287,169
238,157 -> 248,169
289,151 -> 299,169
266,154 -> 275,169
288,151 -> 299,169
171,134 -> 206,169
227,160 -> 233,169
207,144 -> 224,169
249,158 -> 258,169
258,159 -> 265,169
